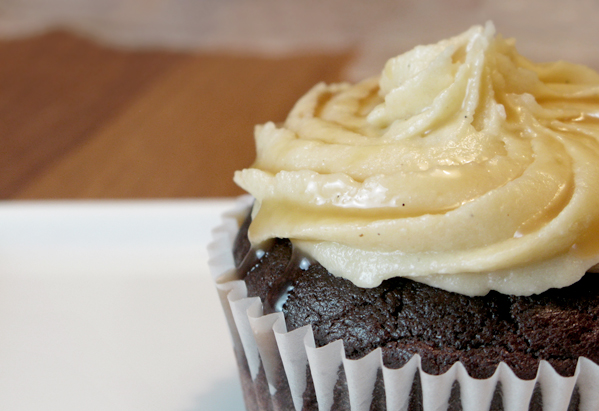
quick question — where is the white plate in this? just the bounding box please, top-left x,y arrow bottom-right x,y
0,199 -> 245,411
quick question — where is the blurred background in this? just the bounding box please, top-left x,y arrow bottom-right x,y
2,0 -> 599,200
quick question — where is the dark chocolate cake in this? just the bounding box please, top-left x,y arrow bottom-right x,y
233,212 -> 597,410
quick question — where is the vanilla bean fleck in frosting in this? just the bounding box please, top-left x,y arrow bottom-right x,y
234,22 -> 599,296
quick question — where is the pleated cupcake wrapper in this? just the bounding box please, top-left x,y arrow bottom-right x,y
208,195 -> 599,411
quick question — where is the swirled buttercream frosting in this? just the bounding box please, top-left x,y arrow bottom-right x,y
234,22 -> 599,296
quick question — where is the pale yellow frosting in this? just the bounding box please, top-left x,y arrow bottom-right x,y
234,22 -> 599,296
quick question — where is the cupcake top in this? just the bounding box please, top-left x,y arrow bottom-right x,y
234,22 -> 599,296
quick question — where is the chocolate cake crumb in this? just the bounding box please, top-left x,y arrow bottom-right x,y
235,212 -> 599,381
231,212 -> 596,410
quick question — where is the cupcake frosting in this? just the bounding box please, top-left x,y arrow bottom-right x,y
234,22 -> 599,296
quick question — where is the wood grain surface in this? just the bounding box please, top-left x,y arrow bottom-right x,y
1,31 -> 352,199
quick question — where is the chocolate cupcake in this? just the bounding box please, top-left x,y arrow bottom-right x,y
210,22 -> 599,410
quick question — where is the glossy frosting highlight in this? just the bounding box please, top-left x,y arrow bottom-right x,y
234,23 -> 599,296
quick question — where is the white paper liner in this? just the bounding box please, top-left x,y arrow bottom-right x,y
208,195 -> 599,411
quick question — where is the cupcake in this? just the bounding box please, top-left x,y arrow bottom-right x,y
210,22 -> 599,410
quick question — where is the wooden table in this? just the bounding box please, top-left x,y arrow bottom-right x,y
1,31 -> 352,199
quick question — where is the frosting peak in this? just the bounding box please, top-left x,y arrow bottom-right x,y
235,23 -> 599,296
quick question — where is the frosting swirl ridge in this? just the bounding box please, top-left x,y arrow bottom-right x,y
234,23 -> 599,296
